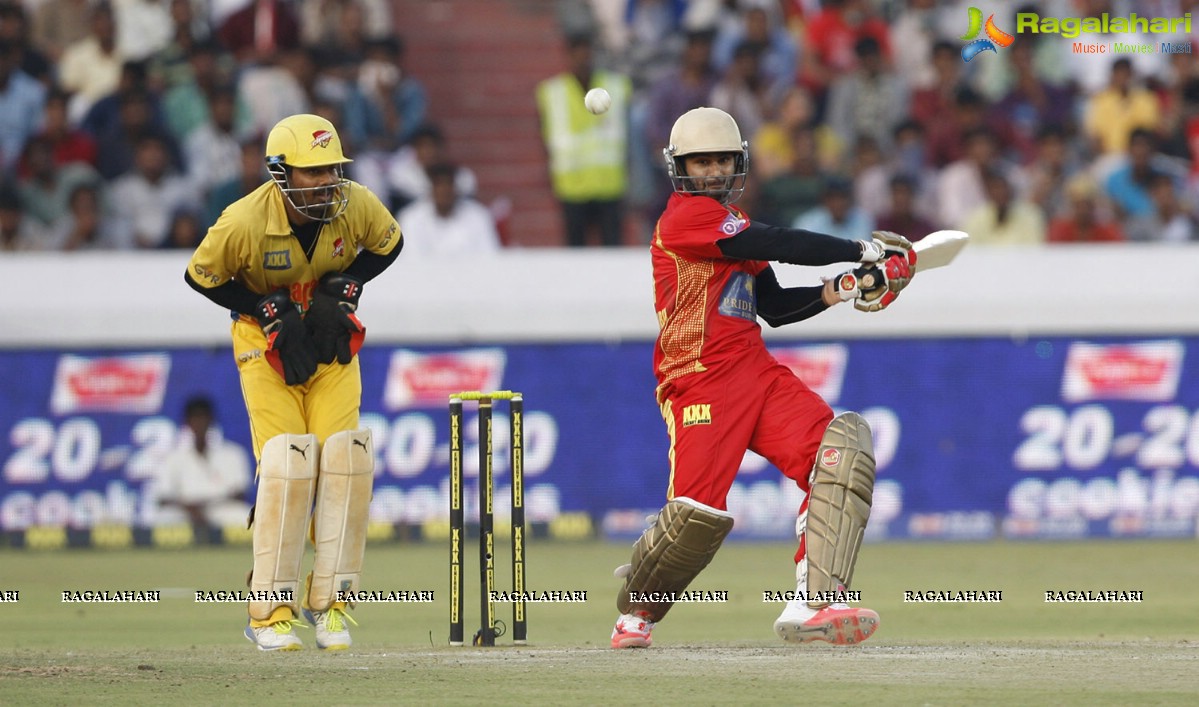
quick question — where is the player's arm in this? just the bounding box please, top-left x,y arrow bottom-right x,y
342,241 -> 401,283
183,270 -> 261,313
755,266 -> 831,327
718,222 -> 908,266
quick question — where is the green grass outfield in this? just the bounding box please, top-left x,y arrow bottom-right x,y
2,540 -> 1197,705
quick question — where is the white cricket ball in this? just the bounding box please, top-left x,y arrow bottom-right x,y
584,87 -> 612,115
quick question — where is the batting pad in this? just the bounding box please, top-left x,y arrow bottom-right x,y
804,412 -> 875,606
307,429 -> 374,611
616,497 -> 734,622
250,433 -> 318,621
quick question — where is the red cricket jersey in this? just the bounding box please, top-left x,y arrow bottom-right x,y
651,193 -> 768,389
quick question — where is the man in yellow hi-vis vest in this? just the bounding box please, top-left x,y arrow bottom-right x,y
536,32 -> 631,247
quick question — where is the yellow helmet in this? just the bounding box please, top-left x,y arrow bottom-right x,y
663,107 -> 749,204
265,114 -> 352,221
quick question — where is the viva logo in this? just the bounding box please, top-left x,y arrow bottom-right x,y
961,7 -> 1015,61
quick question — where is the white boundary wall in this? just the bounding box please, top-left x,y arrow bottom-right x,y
2,244 -> 1197,348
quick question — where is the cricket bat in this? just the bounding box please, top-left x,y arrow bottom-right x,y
913,230 -> 969,270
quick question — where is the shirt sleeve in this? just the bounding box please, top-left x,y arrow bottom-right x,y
353,183 -> 403,257
187,214 -> 246,290
658,196 -> 751,260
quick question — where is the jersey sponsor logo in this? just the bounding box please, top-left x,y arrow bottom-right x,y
820,447 -> 841,467
682,403 -> 712,426
192,264 -> 219,285
332,237 -> 345,258
50,353 -> 171,415
263,250 -> 292,270
717,271 -> 756,321
236,349 -> 263,363
719,212 -> 748,236
1062,340 -> 1183,402
383,348 -> 507,409
311,130 -> 334,149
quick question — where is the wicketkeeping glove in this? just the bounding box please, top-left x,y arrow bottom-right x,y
305,272 -> 366,365
255,291 -> 318,385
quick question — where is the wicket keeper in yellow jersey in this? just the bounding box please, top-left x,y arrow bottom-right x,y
184,114 -> 402,651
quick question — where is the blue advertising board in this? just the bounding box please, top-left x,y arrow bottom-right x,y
3,337 -> 1197,542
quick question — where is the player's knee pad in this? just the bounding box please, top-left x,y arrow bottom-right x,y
615,497 -> 734,622
802,412 -> 875,606
307,429 -> 374,610
249,433 -> 318,620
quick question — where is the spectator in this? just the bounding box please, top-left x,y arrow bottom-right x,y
300,0 -> 394,46
851,135 -> 890,220
163,40 -> 247,143
752,86 -> 840,183
907,41 -> 964,130
31,0 -> 94,62
163,206 -> 204,249
150,395 -> 252,532
107,133 -> 193,248
888,0 -> 939,91
16,135 -> 103,228
755,124 -> 827,227
825,36 -> 907,152
1025,124 -> 1083,222
0,39 -> 47,172
217,0 -> 301,65
205,137 -> 266,227
711,1 -> 796,96
935,128 -> 1002,229
0,2 -> 53,85
993,40 -> 1077,164
792,176 -> 873,241
1104,128 -> 1186,220
1084,58 -> 1160,156
396,163 -> 502,256
708,40 -> 771,148
148,0 -> 220,92
1125,172 -> 1197,243
341,36 -> 428,156
962,169 -> 1047,246
797,0 -> 890,114
46,182 -> 129,250
112,0 -> 173,62
643,27 -> 717,209
237,44 -> 313,137
925,87 -> 1000,169
0,187 -> 48,251
1047,176 -> 1125,243
21,90 -> 97,175
875,174 -> 935,240
91,86 -> 182,180
58,2 -> 125,125
890,120 -> 934,193
184,85 -> 246,197
535,31 -> 631,247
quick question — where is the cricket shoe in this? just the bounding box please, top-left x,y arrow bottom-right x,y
611,612 -> 655,649
244,618 -> 304,651
773,602 -> 879,645
303,604 -> 358,651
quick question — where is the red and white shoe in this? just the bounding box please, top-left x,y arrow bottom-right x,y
774,603 -> 879,645
610,612 -> 655,649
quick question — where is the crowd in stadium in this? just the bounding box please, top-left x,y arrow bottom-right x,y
602,0 -> 1199,245
0,0 -> 1196,252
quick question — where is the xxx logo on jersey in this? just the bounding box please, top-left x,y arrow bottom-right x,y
961,7 -> 1015,61
311,130 -> 334,149
682,404 -> 712,427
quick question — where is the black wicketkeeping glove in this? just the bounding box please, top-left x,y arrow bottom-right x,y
305,272 -> 365,365
255,290 -> 318,385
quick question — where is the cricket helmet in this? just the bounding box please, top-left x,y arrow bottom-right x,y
663,107 -> 749,204
265,114 -> 353,222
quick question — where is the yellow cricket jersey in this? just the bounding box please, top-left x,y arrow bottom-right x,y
188,180 -> 402,319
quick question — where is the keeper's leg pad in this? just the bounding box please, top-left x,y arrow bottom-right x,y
803,412 -> 875,607
616,497 -> 734,622
249,433 -> 318,621
306,429 -> 374,611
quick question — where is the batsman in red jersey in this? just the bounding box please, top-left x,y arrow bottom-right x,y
611,107 -> 916,649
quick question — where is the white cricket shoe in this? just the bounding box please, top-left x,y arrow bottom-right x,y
611,612 -> 655,649
244,618 -> 304,651
773,559 -> 879,645
303,605 -> 358,651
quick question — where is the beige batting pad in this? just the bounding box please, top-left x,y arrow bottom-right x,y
616,497 -> 734,622
307,429 -> 374,611
249,433 -> 318,621
803,412 -> 876,607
